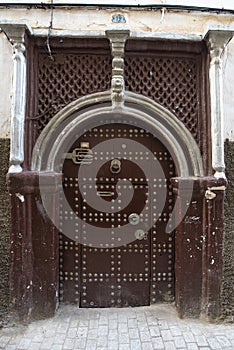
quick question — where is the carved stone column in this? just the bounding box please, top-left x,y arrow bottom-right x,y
206,29 -> 234,179
0,23 -> 32,173
105,29 -> 130,108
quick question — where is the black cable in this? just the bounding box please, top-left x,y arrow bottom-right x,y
0,3 -> 233,14
46,0 -> 54,61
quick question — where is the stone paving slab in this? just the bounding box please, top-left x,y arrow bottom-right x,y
0,304 -> 234,350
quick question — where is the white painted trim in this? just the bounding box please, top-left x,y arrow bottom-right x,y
0,23 -> 30,173
31,28 -> 203,42
206,29 -> 234,178
9,42 -> 26,172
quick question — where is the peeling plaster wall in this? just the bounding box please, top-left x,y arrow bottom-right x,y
222,40 -> 234,319
0,32 -> 12,139
0,32 -> 11,321
224,38 -> 234,142
0,7 -> 233,35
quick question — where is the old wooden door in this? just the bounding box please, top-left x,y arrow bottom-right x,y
59,123 -> 176,307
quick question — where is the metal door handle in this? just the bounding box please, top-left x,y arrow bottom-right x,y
97,191 -> 114,197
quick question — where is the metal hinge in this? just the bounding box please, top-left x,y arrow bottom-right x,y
63,142 -> 93,165
205,185 -> 226,200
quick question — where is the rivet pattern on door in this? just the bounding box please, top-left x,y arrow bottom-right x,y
59,124 -> 176,307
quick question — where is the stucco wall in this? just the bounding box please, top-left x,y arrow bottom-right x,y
0,32 -> 12,139
0,7 -> 234,35
222,140 -> 234,320
224,38 -> 234,142
0,32 -> 11,321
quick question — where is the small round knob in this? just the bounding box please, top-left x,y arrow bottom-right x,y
135,229 -> 147,240
128,213 -> 140,225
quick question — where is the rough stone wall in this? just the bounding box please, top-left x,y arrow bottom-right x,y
0,139 -> 10,321
222,140 -> 234,320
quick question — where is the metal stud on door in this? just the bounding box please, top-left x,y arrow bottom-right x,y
80,181 -> 150,307
59,124 -> 176,307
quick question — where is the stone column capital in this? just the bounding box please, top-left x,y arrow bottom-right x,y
105,29 -> 130,57
206,29 -> 234,50
0,22 -> 32,45
205,29 -> 234,66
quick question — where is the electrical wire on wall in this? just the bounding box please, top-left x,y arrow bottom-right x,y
46,0 -> 54,61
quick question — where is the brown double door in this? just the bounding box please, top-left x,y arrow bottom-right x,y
59,124 -> 176,307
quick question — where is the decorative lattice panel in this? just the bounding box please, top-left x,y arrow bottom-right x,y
125,56 -> 199,142
36,53 -> 112,133
35,48 -> 200,143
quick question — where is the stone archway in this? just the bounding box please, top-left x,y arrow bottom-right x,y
30,91 -> 204,310
31,91 -> 204,176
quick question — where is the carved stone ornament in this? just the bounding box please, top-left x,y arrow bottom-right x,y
205,29 -> 234,179
0,22 -> 32,172
105,29 -> 130,109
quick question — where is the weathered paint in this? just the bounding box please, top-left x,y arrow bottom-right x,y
0,139 -> 10,319
0,32 -> 12,139
0,8 -> 233,34
224,38 -> 234,142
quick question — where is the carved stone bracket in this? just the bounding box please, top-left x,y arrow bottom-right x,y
0,22 -> 32,173
205,29 -> 234,179
105,29 -> 130,109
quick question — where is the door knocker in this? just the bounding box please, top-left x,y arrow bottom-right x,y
110,158 -> 121,174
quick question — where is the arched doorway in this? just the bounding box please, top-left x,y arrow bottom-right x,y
31,91 -> 204,311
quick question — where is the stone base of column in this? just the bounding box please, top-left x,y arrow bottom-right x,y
171,176 -> 227,320
7,171 -> 61,322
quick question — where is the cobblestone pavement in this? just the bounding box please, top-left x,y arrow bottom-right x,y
0,304 -> 234,350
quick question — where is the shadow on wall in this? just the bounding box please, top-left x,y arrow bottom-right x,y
0,138 -> 10,325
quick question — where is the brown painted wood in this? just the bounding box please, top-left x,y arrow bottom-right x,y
7,172 -> 61,320
171,177 -> 227,319
60,123 -> 176,307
